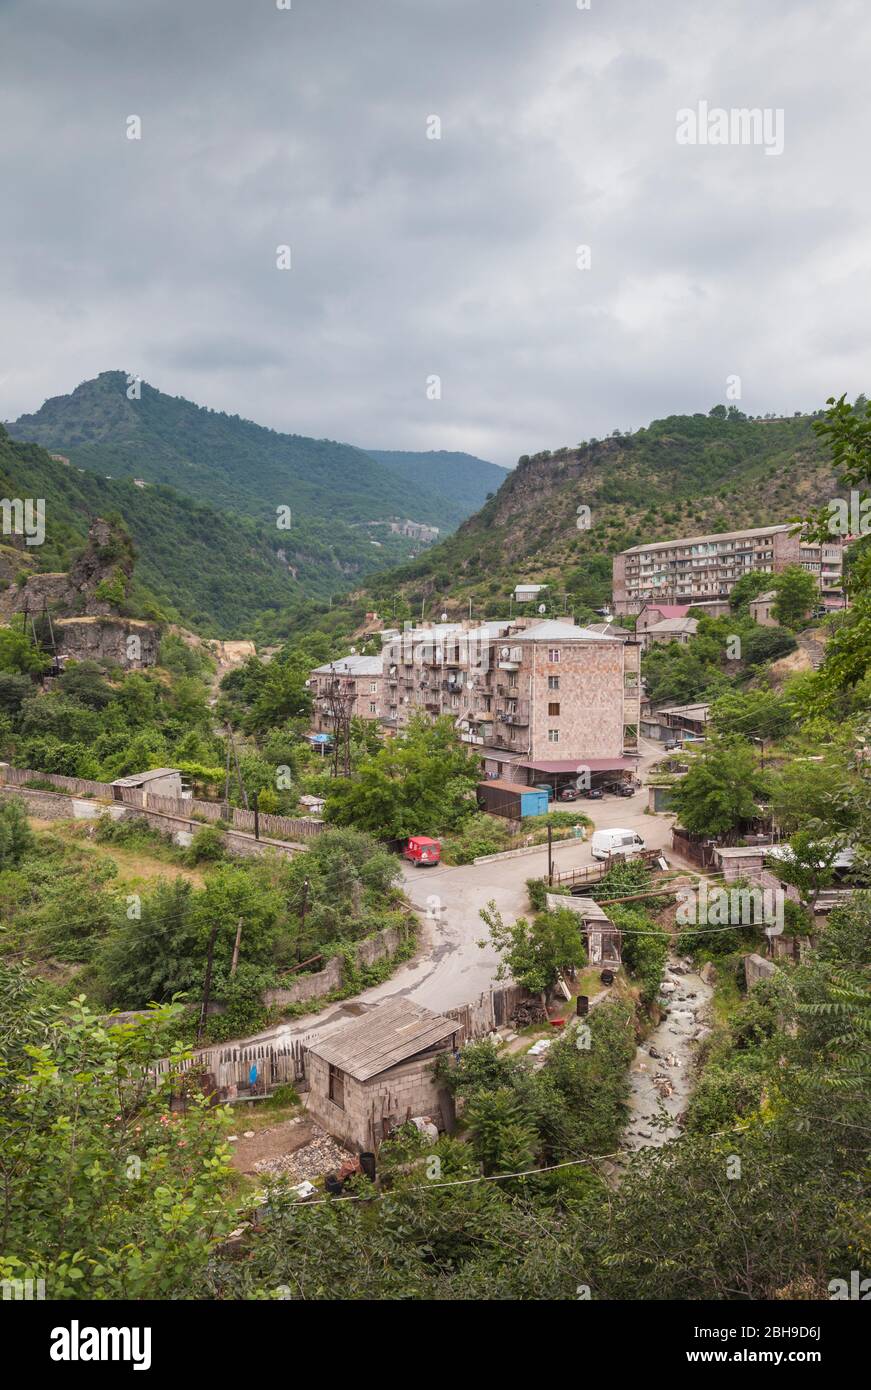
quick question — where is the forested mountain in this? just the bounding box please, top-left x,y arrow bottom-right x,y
358,410 -> 842,621
363,449 -> 508,527
0,426 -> 303,633
8,371 -> 465,533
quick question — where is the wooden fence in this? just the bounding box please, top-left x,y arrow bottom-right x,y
152,1036 -> 312,1096
0,765 -> 112,798
2,766 -> 325,839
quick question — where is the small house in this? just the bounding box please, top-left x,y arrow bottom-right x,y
306,999 -> 461,1151
749,590 -> 778,627
513,582 -> 548,604
111,768 -> 183,802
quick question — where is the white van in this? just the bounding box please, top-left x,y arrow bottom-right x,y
591,827 -> 645,860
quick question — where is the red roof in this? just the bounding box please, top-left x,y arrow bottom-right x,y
642,603 -> 691,619
519,758 -> 636,774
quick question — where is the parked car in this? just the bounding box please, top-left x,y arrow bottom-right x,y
664,739 -> 683,752
403,835 -> 441,866
532,783 -> 555,802
603,781 -> 634,797
558,786 -> 582,801
591,828 -> 645,860
582,786 -> 604,800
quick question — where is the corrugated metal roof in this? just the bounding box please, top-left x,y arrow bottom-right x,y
545,894 -> 613,924
310,999 -> 460,1081
111,768 -> 180,787
519,757 -> 636,773
514,619 -> 617,642
311,654 -> 384,676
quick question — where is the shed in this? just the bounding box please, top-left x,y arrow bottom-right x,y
477,778 -> 549,819
111,768 -> 183,801
545,893 -> 622,968
306,999 -> 461,1151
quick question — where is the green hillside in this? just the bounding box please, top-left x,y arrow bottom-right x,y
352,410 -> 842,622
363,449 -> 508,528
8,371 -> 462,533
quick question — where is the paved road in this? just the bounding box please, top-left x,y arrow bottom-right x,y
243,755 -> 675,1054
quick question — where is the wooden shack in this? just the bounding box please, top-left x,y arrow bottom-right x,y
305,999 -> 461,1151
545,892 -> 622,968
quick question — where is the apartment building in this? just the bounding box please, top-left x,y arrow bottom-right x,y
309,654 -> 385,730
309,618 -> 641,783
612,524 -> 844,616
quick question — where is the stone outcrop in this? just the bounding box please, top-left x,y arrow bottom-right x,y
0,517 -> 134,620
0,517 -> 157,669
54,616 -> 159,669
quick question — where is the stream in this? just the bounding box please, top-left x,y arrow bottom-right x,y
622,955 -> 714,1151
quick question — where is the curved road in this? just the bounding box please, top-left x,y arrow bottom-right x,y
243,758 -> 676,1056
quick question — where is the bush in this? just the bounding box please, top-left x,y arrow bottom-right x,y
186,824 -> 225,864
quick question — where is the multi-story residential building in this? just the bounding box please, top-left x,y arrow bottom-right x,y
309,618 -> 642,787
612,524 -> 845,616
309,654 -> 385,730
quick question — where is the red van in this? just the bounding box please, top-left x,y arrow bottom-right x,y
403,835 -> 441,866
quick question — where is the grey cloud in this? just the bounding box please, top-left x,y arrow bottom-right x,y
1,0 -> 869,466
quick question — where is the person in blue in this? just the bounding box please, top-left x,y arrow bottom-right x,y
249,1063 -> 258,1088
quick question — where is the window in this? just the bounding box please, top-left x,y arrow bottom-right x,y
547,648 -> 561,663
369,701 -> 377,714
370,682 -> 378,693
328,1064 -> 345,1110
548,675 -> 560,690
548,702 -> 560,717
548,729 -> 560,743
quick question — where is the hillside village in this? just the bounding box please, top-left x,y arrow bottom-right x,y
1,387 -> 869,1308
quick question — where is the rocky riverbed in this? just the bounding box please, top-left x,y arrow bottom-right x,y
622,956 -> 714,1151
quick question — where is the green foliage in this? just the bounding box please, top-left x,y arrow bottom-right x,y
771,564 -> 818,629
0,619 -> 50,676
464,1087 -> 538,1175
670,736 -> 768,836
187,824 -> 226,864
0,799 -> 33,870
479,901 -> 586,994
324,715 -> 479,839
709,686 -> 794,741
612,908 -> 669,1003
0,986 -> 233,1298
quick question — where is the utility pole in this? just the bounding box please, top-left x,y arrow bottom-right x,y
547,823 -> 554,886
298,878 -> 310,962
230,917 -> 243,977
229,726 -> 249,809
223,726 -> 232,813
197,920 -> 220,1043
253,790 -> 260,840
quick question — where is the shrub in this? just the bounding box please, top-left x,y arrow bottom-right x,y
186,824 -> 225,864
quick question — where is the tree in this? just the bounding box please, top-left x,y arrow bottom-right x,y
729,570 -> 773,614
741,624 -> 796,665
0,620 -> 50,676
0,799 -> 33,870
464,1087 -> 538,1175
765,831 -> 844,913
709,687 -> 794,741
0,986 -> 233,1299
324,715 -> 479,839
771,565 -> 818,629
479,902 -> 585,995
669,737 -> 768,837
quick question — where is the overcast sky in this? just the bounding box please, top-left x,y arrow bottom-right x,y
2,0 -> 870,467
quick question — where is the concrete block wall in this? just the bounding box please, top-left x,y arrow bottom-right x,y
306,1051 -> 449,1152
